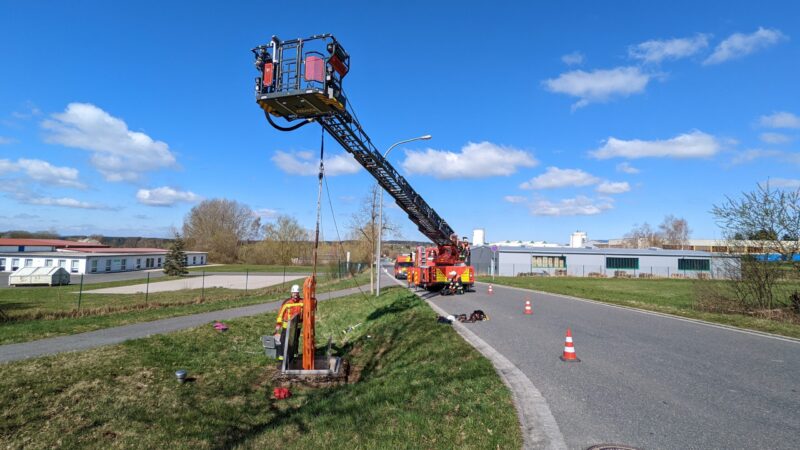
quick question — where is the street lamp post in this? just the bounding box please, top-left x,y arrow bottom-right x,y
375,134 -> 432,296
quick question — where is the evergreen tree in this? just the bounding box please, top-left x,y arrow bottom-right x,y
164,233 -> 188,276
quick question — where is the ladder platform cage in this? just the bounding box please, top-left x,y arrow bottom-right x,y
253,34 -> 350,120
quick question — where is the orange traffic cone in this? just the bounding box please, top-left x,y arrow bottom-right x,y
524,300 -> 533,315
559,328 -> 580,362
488,284 -> 494,295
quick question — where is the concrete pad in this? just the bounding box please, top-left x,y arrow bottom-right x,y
85,275 -> 306,294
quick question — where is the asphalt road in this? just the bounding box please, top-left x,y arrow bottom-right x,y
414,278 -> 800,449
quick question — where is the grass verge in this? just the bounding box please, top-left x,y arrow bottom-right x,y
0,287 -> 521,449
482,276 -> 800,339
0,273 -> 369,345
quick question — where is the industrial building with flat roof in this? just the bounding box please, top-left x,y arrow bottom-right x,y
470,245 -> 730,279
0,239 -> 207,275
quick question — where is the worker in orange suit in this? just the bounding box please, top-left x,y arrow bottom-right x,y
274,284 -> 304,360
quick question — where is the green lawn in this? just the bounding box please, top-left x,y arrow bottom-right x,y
0,287 -> 521,449
482,276 -> 800,339
0,273 -> 369,345
187,264 -> 315,273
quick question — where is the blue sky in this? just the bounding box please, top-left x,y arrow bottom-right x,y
1,0 -> 798,243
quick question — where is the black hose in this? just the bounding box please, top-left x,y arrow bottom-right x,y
264,111 -> 313,131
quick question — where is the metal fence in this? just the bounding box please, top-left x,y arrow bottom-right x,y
1,263 -> 368,321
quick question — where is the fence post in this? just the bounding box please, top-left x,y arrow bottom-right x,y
245,269 -> 249,295
283,266 -> 286,285
145,272 -> 150,305
77,274 -> 84,310
202,271 -> 205,301
582,265 -> 585,277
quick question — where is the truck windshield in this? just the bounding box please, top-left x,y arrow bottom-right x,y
396,262 -> 413,267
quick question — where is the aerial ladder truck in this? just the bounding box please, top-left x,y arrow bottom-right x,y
253,34 -> 474,373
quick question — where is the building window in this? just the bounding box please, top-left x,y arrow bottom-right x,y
145,258 -> 154,269
192,256 -> 197,264
200,256 -> 204,264
105,260 -> 112,272
121,259 -> 127,271
24,259 -> 33,267
70,260 -> 79,273
606,257 -> 639,270
531,255 -> 566,268
91,260 -> 98,273
136,258 -> 141,269
678,258 -> 710,271
157,257 -> 162,268
0,258 -> 5,271
12,258 -> 20,271
45,259 -> 53,267
58,259 -> 66,268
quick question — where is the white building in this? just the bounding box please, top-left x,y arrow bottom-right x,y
0,239 -> 207,275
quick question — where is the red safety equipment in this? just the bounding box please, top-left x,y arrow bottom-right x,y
524,300 -> 533,315
488,284 -> 494,295
273,387 -> 291,399
560,328 -> 580,362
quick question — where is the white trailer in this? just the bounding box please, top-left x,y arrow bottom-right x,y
8,267 -> 71,287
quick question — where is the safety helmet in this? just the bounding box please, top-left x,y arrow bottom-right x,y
291,284 -> 300,294
449,271 -> 457,276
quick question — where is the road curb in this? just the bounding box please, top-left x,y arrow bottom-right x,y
387,274 -> 567,450
476,281 -> 800,344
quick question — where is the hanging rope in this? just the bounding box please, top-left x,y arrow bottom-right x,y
311,127 -> 326,281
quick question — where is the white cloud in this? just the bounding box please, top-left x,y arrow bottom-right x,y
616,162 -> 640,174
0,136 -> 17,145
629,34 -> 710,63
758,111 -> 800,129
0,159 -> 16,175
542,66 -> 651,109
704,27 -> 787,65
595,181 -> 631,194
16,159 -> 85,188
759,132 -> 793,144
136,187 -> 202,206
531,196 -> 613,216
520,167 -> 600,189
0,158 -> 85,188
504,195 -> 527,204
561,51 -> 584,66
590,131 -> 720,159
26,196 -> 105,209
272,151 -> 361,176
769,178 -> 800,188
402,141 -> 538,179
41,103 -> 178,182
730,149 -> 800,166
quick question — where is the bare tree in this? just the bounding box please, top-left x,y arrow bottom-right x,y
262,214 -> 310,266
348,185 -> 399,292
183,199 -> 261,263
623,223 -> 662,248
659,215 -> 691,249
710,183 -> 800,312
